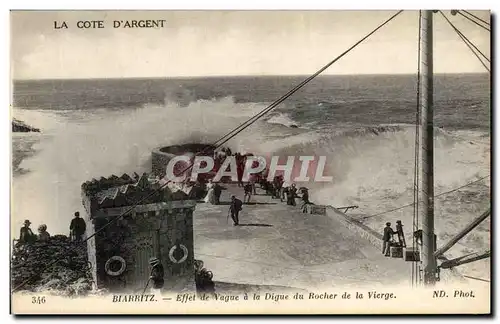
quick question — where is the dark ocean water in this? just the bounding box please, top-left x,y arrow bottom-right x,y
13,73 -> 490,131
11,74 -> 491,279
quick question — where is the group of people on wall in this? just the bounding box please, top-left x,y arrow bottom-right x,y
17,211 -> 87,245
201,154 -> 314,227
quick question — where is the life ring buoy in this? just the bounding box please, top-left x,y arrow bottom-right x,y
169,244 -> 188,264
105,256 -> 126,276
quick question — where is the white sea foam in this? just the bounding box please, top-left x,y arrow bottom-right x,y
266,112 -> 297,127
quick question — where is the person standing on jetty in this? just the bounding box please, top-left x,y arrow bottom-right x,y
70,212 -> 86,242
280,181 -> 289,202
213,182 -> 222,205
249,175 -> 258,195
382,222 -> 396,256
273,175 -> 283,199
19,219 -> 36,244
229,195 -> 243,226
204,179 -> 216,204
287,183 -> 298,206
244,182 -> 253,203
235,153 -> 244,187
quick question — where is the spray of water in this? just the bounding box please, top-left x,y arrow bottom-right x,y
11,97 -> 490,278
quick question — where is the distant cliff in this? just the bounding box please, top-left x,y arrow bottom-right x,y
12,119 -> 40,133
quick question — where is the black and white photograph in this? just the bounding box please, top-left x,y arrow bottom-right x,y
9,9 -> 491,314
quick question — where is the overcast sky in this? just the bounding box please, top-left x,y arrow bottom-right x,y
11,10 -> 490,79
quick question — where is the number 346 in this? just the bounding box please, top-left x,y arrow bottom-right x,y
32,296 -> 46,304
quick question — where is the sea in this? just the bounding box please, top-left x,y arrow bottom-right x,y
11,74 -> 491,280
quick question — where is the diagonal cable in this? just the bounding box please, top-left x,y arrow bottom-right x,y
439,11 -> 490,72
212,10 -> 405,147
441,11 -> 490,62
462,10 -> 490,27
457,11 -> 491,32
361,175 -> 490,220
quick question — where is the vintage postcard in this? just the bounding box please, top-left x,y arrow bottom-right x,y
10,9 -> 491,315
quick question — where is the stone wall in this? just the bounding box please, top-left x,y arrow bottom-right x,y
151,144 -> 216,178
88,201 -> 196,293
159,206 -> 195,291
83,208 -> 98,289
325,207 -> 384,248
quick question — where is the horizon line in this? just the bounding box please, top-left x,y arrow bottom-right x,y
13,71 -> 489,82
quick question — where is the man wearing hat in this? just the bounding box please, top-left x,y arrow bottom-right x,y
395,220 -> 407,248
148,257 -> 164,294
19,219 -> 35,244
70,211 -> 87,242
382,222 -> 396,256
229,195 -> 243,226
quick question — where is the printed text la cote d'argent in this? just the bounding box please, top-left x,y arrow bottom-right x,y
54,20 -> 167,29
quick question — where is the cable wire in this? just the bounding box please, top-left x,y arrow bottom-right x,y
211,10 -> 404,148
444,13 -> 490,63
11,10 -> 405,293
361,175 -> 490,220
439,11 -> 490,73
457,11 -> 491,32
461,10 -> 490,27
463,275 -> 490,283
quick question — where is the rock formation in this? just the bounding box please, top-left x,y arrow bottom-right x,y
12,119 -> 40,133
11,235 -> 93,296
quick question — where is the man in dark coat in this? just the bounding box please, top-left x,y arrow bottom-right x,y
287,184 -> 297,206
229,195 -> 243,226
272,176 -> 283,199
70,211 -> 86,242
235,153 -> 244,187
149,257 -> 164,293
382,222 -> 396,256
213,183 -> 222,205
19,219 -> 36,244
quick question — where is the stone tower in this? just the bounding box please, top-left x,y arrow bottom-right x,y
81,173 -> 197,293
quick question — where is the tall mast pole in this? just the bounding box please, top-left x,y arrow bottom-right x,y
419,10 -> 437,285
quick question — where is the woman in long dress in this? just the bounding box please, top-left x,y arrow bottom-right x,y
204,180 -> 216,204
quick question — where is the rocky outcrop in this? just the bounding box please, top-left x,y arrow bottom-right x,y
12,119 -> 40,133
11,235 -> 93,296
